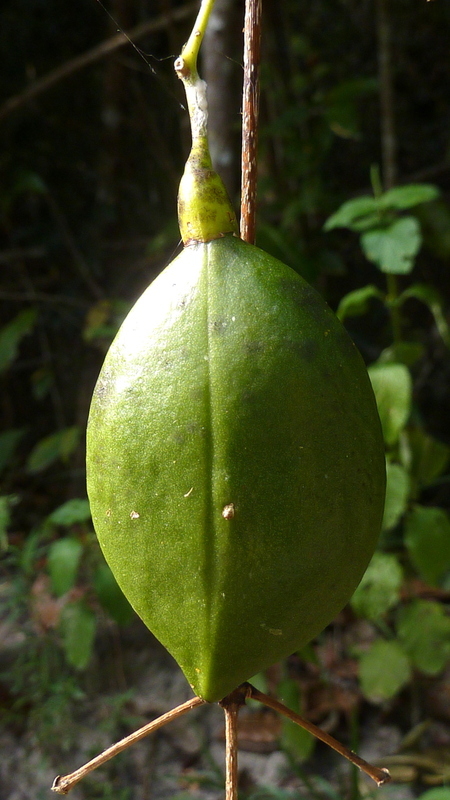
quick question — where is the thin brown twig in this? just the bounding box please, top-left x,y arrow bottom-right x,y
219,686 -> 249,800
247,684 -> 391,787
51,695 -> 205,795
0,3 -> 198,124
240,0 -> 262,244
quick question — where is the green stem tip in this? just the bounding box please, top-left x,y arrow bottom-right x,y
174,0 -> 238,244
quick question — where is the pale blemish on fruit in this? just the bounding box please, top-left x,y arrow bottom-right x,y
130,511 -> 140,519
184,487 -> 194,498
222,503 -> 235,520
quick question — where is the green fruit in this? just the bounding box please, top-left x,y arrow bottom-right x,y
86,233 -> 385,702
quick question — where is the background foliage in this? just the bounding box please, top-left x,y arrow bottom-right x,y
1,0 -> 450,797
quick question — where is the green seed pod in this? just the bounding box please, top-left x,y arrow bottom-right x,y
87,232 -> 385,703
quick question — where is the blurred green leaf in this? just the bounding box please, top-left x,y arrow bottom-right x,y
336,284 -> 384,321
0,495 -> 15,551
383,462 -> 410,531
379,184 -> 440,211
398,283 -> 449,346
27,426 -> 80,473
31,366 -> 54,400
94,563 -> 134,626
408,429 -> 450,488
368,363 -> 412,446
397,600 -> 450,675
13,170 -> 47,197
404,505 -> 450,586
0,309 -> 38,373
48,499 -> 91,527
48,538 -> 83,597
361,217 -> 421,274
378,342 -> 425,367
359,640 -> 411,702
277,678 -> 315,762
0,428 -> 26,474
324,196 -> 378,231
351,552 -> 403,620
59,600 -> 96,670
418,788 -> 450,800
324,78 -> 378,139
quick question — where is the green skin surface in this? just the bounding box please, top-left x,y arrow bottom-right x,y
86,235 -> 386,703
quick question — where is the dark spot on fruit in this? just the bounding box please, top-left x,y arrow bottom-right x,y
245,341 -> 265,354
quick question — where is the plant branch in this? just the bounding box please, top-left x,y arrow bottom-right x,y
51,695 -> 205,795
0,3 -> 198,124
240,0 -> 262,244
247,684 -> 391,787
219,686 -> 249,800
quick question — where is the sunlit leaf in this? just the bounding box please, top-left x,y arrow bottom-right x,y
324,196 -> 378,231
59,600 -> 96,670
48,537 -> 83,597
361,217 -> 421,274
383,462 -> 410,531
359,640 -> 411,702
379,184 -> 440,211
368,363 -> 412,446
48,498 -> 91,527
336,284 -> 384,321
351,552 -> 403,620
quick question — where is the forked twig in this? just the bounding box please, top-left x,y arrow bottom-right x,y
246,683 -> 391,787
51,696 -> 205,795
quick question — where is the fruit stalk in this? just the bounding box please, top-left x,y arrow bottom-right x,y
174,0 -> 238,244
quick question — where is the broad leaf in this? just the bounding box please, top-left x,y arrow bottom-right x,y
404,505 -> 450,586
27,426 -> 80,473
48,498 -> 91,527
418,788 -> 450,800
94,563 -> 134,626
324,196 -> 378,231
379,184 -> 440,211
368,363 -> 412,446
378,342 -> 424,367
397,600 -> 450,675
382,461 -> 410,531
336,284 -> 384,321
59,600 -> 96,670
361,217 -> 421,274
408,429 -> 450,488
0,309 -> 38,373
48,537 -> 83,596
351,552 -> 403,620
359,640 -> 411,702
